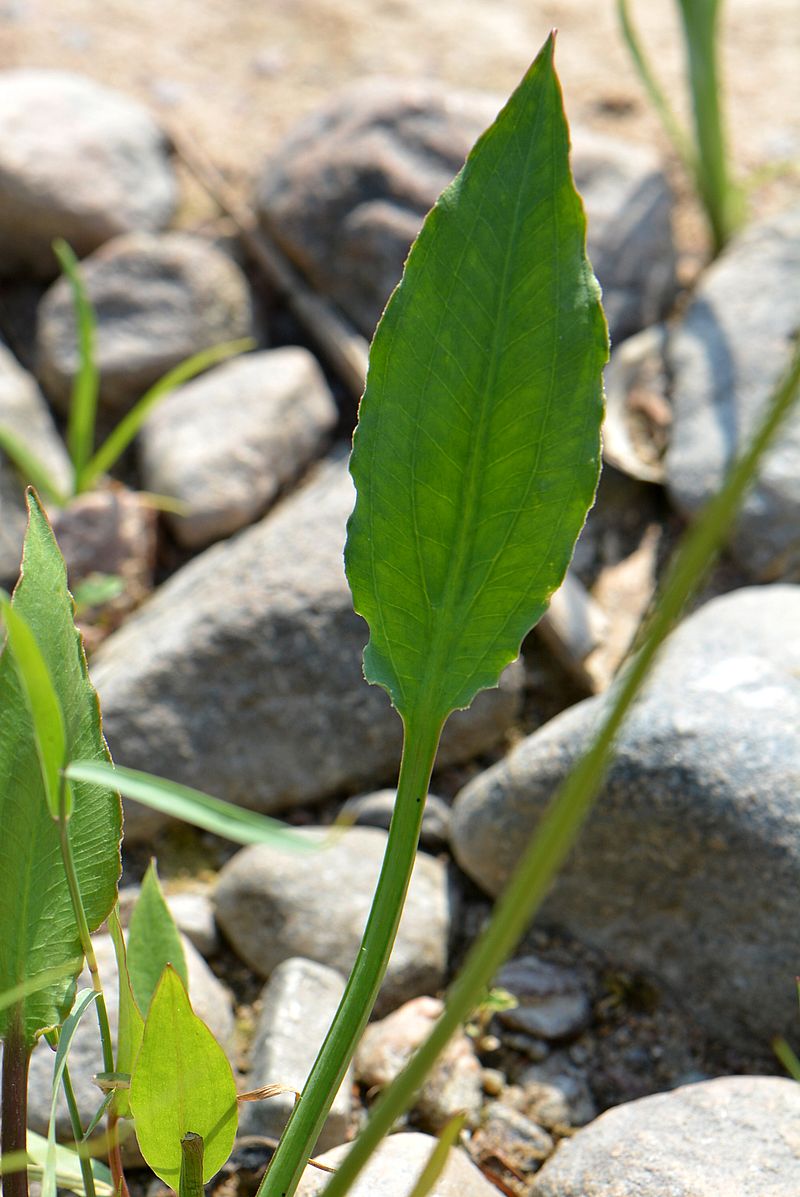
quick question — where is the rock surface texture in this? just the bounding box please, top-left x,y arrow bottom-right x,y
295,1132 -> 499,1197
215,828 -> 451,1016
530,1076 -> 800,1196
92,456 -> 522,841
451,585 -> 800,1047
37,231 -> 253,411
240,957 -> 352,1150
666,206 -> 800,579
256,79 -> 675,343
0,70 -> 176,277
0,340 -> 72,583
139,347 -> 337,547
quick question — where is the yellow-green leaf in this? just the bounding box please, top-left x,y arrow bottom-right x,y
126,861 -> 187,1015
129,967 -> 237,1186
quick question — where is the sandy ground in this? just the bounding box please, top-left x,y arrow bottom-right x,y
0,0 -> 797,263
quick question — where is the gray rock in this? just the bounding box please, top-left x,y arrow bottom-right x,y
25,933 -> 234,1139
355,996 -> 482,1130
91,456 -> 522,841
139,347 -> 337,548
666,206 -> 800,579
517,1054 -> 597,1129
296,1131 -> 499,1197
240,958 -> 351,1150
37,232 -> 254,412
493,956 -> 590,1041
256,79 -> 675,342
0,340 -> 72,583
530,1076 -> 800,1197
342,790 -> 452,854
451,586 -> 800,1048
166,891 -> 219,958
0,71 -> 176,278
215,827 -> 450,1016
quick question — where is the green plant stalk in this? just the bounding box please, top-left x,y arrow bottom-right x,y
676,0 -> 739,253
319,341 -> 800,1197
178,1134 -> 204,1197
60,1064 -> 96,1197
52,240 -> 99,486
259,714 -> 444,1197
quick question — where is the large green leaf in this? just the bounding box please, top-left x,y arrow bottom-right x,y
0,491 -> 122,1047
345,35 -> 608,726
129,967 -> 237,1187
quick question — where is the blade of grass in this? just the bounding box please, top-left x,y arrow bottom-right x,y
405,1115 -> 466,1197
52,239 -> 98,488
0,428 -> 70,507
616,0 -> 695,172
42,990 -> 98,1197
78,338 -> 255,492
319,337 -> 800,1197
65,761 -> 315,850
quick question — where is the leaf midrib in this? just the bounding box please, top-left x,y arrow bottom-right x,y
410,81 -> 552,723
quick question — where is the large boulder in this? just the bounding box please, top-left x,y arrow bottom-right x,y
256,79 -> 675,343
451,586 -> 800,1047
531,1076 -> 800,1197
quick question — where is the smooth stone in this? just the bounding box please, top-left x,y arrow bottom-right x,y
666,206 -> 800,579
37,231 -> 254,412
355,996 -> 482,1130
0,340 -> 72,584
295,1131 -> 499,1197
341,790 -> 452,854
530,1076 -> 800,1197
239,958 -> 351,1150
451,586 -> 800,1048
256,79 -> 675,343
215,827 -> 450,1016
140,347 -> 337,548
92,456 -> 522,841
25,933 -> 234,1139
0,71 -> 176,277
493,956 -> 591,1041
165,891 -> 219,958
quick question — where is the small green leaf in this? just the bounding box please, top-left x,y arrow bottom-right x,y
53,239 -> 98,487
66,760 -> 315,850
127,862 -> 187,1015
129,967 -> 237,1186
71,573 -> 125,614
0,590 -> 71,819
108,908 -> 144,1118
0,490 -> 121,1048
345,35 -> 608,727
